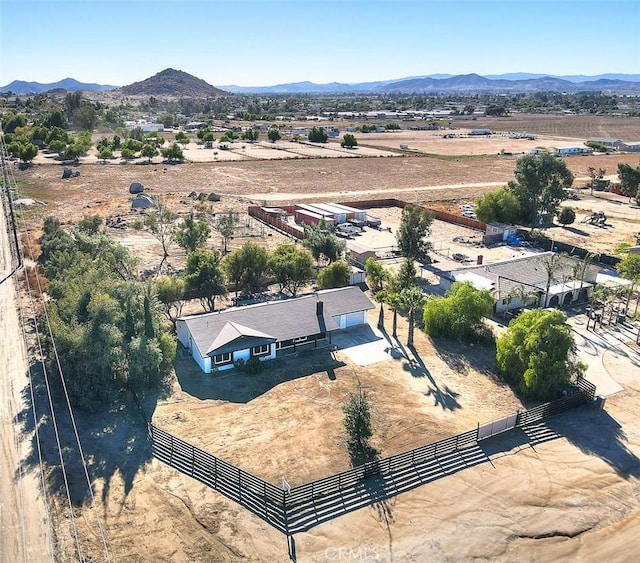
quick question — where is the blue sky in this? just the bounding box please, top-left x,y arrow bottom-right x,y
1,1 -> 638,87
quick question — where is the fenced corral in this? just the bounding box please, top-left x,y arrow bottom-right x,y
248,206 -> 304,240
248,198 -> 487,246
149,377 -> 596,535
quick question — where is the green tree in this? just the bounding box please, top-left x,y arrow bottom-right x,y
161,142 -> 185,162
223,242 -> 270,297
141,143 -> 158,162
557,206 -> 576,225
303,220 -> 346,264
3,113 -> 27,133
474,188 -> 522,224
617,253 -> 640,313
72,103 -> 98,131
268,244 -> 315,296
215,211 -> 237,254
308,126 -> 328,143
507,152 -> 574,227
18,143 -> 38,163
396,205 -> 434,261
423,280 -> 494,341
39,226 -> 174,409
184,249 -> 227,311
155,276 -> 185,331
399,286 -> 427,347
342,380 -> 373,464
496,309 -> 585,400
174,212 -> 211,253
588,166 -> 607,196
98,147 -> 113,161
175,131 -> 190,145
78,214 -> 102,234
341,133 -> 358,148
317,260 -> 351,289
397,257 -> 417,290
241,128 -> 259,141
267,127 -> 281,142
364,257 -> 386,293
616,163 -> 640,202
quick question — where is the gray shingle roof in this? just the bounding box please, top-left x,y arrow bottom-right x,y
449,252 -> 598,299
208,322 -> 277,355
180,286 -> 374,358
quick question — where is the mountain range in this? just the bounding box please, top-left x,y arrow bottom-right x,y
0,77 -> 117,95
3,70 -> 640,96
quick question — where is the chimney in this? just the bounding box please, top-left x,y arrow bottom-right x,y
316,301 -> 323,316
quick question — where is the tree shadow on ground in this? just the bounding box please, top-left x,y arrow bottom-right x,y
402,345 -> 462,411
174,347 -> 346,403
15,360 -> 169,507
347,440 -> 379,468
562,225 -> 591,237
433,336 -> 507,386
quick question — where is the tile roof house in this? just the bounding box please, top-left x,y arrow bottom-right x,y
176,286 -> 374,373
438,252 -> 599,314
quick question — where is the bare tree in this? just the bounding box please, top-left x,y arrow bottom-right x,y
145,198 -> 177,269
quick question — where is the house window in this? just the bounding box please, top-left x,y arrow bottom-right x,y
293,336 -> 308,343
213,352 -> 232,365
252,344 -> 270,357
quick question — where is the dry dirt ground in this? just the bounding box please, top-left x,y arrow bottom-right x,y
8,122 -> 640,562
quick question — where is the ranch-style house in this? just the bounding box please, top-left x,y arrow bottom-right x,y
177,286 -> 374,373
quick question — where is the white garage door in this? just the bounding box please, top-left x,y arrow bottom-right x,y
345,310 -> 366,327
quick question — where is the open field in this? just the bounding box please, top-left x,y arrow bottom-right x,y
460,114 -> 640,140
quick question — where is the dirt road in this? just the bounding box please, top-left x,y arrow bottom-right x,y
0,192 -> 53,562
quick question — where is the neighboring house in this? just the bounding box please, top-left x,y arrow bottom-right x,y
586,138 -> 623,150
483,222 -> 518,245
620,141 -> 640,152
553,146 -> 593,156
177,286 -> 374,373
346,241 -> 376,267
438,252 -> 599,314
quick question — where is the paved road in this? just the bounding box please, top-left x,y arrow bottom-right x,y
0,194 -> 53,562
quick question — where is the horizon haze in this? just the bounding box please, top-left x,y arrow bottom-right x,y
1,1 -> 638,87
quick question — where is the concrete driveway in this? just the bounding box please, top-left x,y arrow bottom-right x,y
566,312 -> 639,397
331,324 -> 404,366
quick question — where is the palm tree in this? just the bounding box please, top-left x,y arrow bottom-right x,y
571,252 -> 600,302
386,292 -> 403,339
399,286 -> 427,347
375,290 -> 387,331
541,252 -> 564,307
506,284 -> 539,317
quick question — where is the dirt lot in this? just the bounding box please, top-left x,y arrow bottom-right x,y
9,117 -> 640,562
154,307 -> 523,486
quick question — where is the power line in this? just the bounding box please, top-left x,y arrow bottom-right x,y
1,125 -> 110,562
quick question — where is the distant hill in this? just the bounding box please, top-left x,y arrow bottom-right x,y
379,74 -> 640,93
5,71 -> 640,96
119,68 -> 228,97
221,73 -> 640,94
0,78 -> 116,95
